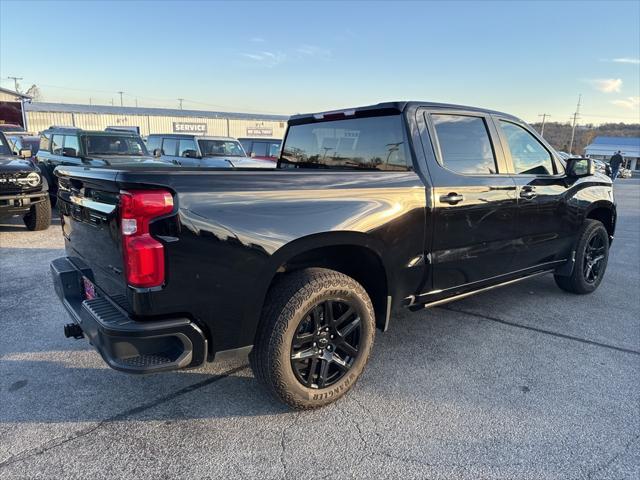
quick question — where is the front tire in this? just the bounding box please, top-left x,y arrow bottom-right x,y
23,198 -> 52,231
250,268 -> 375,410
554,219 -> 609,294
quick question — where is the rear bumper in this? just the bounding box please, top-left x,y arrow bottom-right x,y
50,256 -> 207,374
0,191 -> 47,215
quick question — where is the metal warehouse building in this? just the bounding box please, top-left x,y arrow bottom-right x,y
23,102 -> 289,139
585,136 -> 640,172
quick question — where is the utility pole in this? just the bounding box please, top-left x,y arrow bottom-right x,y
135,98 -> 138,108
117,91 -> 124,107
537,113 -> 551,137
6,76 -> 23,93
89,97 -> 92,105
178,98 -> 184,110
568,94 -> 582,155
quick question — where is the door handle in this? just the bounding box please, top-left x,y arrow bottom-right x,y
440,193 -> 464,205
520,187 -> 537,199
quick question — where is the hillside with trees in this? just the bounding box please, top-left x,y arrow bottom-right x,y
530,122 -> 640,154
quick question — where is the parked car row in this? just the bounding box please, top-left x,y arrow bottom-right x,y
0,121 -> 281,230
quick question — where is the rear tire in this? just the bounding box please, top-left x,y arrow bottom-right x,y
554,219 -> 609,294
23,198 -> 52,231
250,268 -> 375,410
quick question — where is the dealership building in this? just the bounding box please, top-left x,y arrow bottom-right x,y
585,136 -> 640,172
14,101 -> 289,139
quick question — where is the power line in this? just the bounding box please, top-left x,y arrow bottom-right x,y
6,76 -> 23,93
568,94 -> 582,155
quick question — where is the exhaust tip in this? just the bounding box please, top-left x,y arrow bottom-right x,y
64,323 -> 84,339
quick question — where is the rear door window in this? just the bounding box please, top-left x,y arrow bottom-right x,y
40,132 -> 51,151
498,121 -> 554,175
431,114 -> 497,175
161,138 -> 178,156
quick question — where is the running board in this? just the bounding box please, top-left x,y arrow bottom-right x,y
411,269 -> 555,310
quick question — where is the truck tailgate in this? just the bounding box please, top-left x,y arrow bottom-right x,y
56,168 -> 129,309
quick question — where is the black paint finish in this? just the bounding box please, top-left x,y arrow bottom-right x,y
53,101 -> 616,362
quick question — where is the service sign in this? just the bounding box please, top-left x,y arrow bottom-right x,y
246,127 -> 273,137
173,122 -> 207,134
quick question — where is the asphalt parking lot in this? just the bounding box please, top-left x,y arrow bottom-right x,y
1,181 -> 638,480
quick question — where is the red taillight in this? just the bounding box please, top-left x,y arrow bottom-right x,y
120,189 -> 173,288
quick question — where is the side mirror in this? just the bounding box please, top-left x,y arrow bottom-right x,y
153,148 -> 162,157
62,147 -> 77,157
19,148 -> 32,158
182,149 -> 200,159
566,157 -> 594,177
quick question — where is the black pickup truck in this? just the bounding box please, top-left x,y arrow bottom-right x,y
50,102 -> 615,409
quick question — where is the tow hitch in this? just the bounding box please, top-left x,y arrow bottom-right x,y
64,323 -> 84,339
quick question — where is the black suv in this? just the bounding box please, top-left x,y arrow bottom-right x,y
0,132 -> 51,230
36,127 -> 167,204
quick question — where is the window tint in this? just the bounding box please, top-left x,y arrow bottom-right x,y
281,115 -> 411,171
179,139 -> 197,156
146,136 -> 161,153
198,140 -> 245,157
431,114 -> 497,174
161,138 -> 178,156
499,121 -> 554,175
252,142 -> 268,157
40,132 -> 51,151
64,135 -> 80,153
52,135 -> 64,155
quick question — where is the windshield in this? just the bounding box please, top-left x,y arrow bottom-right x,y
198,139 -> 246,157
84,135 -> 148,156
280,115 -> 411,170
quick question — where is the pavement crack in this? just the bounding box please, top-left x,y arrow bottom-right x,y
0,365 -> 248,470
440,306 -> 640,356
279,412 -> 301,479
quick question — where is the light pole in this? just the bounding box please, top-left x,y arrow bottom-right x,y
178,98 -> 184,110
117,91 -> 124,107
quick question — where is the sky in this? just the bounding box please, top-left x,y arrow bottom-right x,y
1,0 -> 639,124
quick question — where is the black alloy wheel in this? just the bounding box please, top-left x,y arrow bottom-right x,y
583,232 -> 606,284
290,300 -> 361,389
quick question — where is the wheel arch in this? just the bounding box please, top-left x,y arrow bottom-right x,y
584,201 -> 616,240
245,232 -> 393,344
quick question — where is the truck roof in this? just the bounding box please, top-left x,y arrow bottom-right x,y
288,101 -> 521,125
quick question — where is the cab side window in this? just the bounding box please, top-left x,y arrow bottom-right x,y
51,135 -> 64,155
431,114 -> 497,175
64,135 -> 80,155
499,121 -> 554,175
161,138 -> 178,156
146,136 -> 161,153
252,142 -> 268,157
